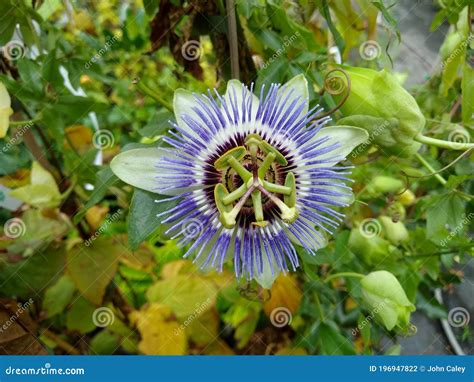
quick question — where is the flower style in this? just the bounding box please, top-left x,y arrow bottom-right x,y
111,75 -> 368,287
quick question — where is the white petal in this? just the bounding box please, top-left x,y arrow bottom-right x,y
111,148 -> 167,194
255,251 -> 280,289
173,88 -> 210,140
224,79 -> 260,121
277,74 -> 309,121
0,82 -> 11,109
302,125 -> 369,168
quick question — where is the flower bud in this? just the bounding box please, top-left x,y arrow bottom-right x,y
348,228 -> 395,265
379,216 -> 409,245
396,189 -> 416,206
360,270 -> 415,331
336,66 -> 425,157
367,176 -> 404,195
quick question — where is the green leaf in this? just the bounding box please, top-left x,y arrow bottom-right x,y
138,109 -> 173,137
67,238 -> 121,305
426,193 -> 465,244
461,63 -> 474,125
17,59 -> 44,95
416,286 -> 447,320
0,247 -> 65,299
42,50 -> 62,87
66,295 -> 97,333
320,0 -> 345,54
128,189 -> 178,250
318,322 -> 356,355
6,209 -> 68,256
73,166 -> 118,224
89,330 -> 120,355
43,275 -> 76,317
370,1 -> 401,42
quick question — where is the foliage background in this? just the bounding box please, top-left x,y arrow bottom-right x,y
0,0 -> 472,355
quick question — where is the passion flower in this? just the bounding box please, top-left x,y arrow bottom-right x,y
111,75 -> 368,286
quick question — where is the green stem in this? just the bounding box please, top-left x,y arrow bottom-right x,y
414,153 -> 446,186
9,118 -> 39,126
414,133 -> 474,151
135,81 -> 173,111
324,272 -> 364,283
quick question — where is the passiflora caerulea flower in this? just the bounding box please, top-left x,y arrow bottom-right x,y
111,75 -> 368,287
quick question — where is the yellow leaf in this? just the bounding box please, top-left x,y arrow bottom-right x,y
147,274 -> 218,319
161,260 -> 196,279
185,307 -> 219,346
67,238 -> 120,305
345,297 -> 358,312
9,162 -> 61,208
275,347 -> 307,355
130,303 -> 187,355
203,340 -> 235,355
64,125 -> 93,153
263,274 -> 302,317
85,205 -> 109,230
0,82 -> 12,138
